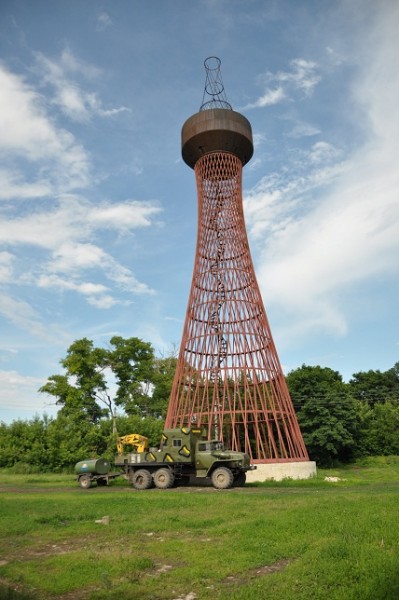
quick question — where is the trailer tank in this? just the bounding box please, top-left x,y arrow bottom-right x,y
74,458 -> 110,476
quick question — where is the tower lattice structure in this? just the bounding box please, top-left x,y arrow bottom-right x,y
165,58 -> 308,463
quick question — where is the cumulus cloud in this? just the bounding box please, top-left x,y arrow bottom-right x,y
246,6 -> 399,342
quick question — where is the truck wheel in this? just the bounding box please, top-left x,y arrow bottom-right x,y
153,468 -> 175,489
79,474 -> 92,489
234,472 -> 246,487
132,469 -> 153,490
211,467 -> 234,489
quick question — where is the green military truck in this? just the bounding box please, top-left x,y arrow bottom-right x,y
114,426 -> 255,490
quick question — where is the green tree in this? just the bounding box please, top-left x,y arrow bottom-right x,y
349,363 -> 399,406
105,335 -> 155,416
355,400 -> 399,456
286,365 -> 357,466
0,416 -> 53,472
39,336 -> 156,423
150,355 -> 178,418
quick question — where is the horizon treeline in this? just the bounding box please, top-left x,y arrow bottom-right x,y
0,336 -> 398,470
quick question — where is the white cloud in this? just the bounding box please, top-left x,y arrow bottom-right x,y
0,65 -> 57,159
0,193 -> 159,330
34,49 -> 129,122
87,295 -> 120,309
275,58 -> 321,95
0,370 -> 54,417
97,12 -> 113,31
308,141 -> 341,164
245,157 -> 346,240
0,195 -> 161,250
58,47 -> 100,79
247,58 -> 321,110
0,292 -> 64,342
0,169 -> 52,200
287,122 -> 321,139
0,53 -> 158,339
246,6 -> 399,341
0,252 -> 14,282
46,242 -> 155,295
37,274 -> 108,295
88,201 -> 160,230
0,63 -> 90,192
37,274 -> 134,309
245,87 -> 285,109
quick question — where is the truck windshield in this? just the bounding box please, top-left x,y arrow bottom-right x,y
198,441 -> 224,451
211,441 -> 223,451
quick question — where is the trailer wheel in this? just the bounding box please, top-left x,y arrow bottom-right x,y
132,469 -> 153,490
79,474 -> 92,489
233,472 -> 246,487
153,468 -> 175,489
211,467 -> 234,489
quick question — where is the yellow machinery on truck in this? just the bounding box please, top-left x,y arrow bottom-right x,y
116,433 -> 149,455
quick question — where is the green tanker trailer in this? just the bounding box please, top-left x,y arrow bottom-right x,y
74,458 -> 120,489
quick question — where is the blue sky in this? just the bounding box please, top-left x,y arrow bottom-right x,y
0,0 -> 398,423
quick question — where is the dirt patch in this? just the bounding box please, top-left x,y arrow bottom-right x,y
224,558 -> 291,586
2,537 -> 96,565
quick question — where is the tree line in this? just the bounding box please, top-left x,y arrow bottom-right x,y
0,336 -> 398,470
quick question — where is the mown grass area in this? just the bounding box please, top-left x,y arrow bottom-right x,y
0,457 -> 398,599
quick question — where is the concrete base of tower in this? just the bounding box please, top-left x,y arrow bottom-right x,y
246,461 -> 317,483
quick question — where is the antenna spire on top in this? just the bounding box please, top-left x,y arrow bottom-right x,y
200,56 -> 232,111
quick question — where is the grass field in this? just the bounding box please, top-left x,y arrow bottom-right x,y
0,457 -> 398,599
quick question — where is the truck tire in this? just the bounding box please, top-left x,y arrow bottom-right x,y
211,467 -> 234,489
79,474 -> 92,489
132,469 -> 153,490
153,468 -> 175,489
233,472 -> 246,487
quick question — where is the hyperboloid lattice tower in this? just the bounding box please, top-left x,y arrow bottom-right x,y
165,57 -> 309,466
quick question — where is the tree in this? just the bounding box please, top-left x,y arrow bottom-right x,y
39,336 -> 156,424
150,355 -> 178,418
349,363 -> 399,406
355,400 -> 399,457
105,335 -> 155,416
286,365 -> 357,466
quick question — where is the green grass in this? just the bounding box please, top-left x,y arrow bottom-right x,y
0,458 -> 398,599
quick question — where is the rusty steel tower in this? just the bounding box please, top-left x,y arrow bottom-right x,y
165,57 -> 308,465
